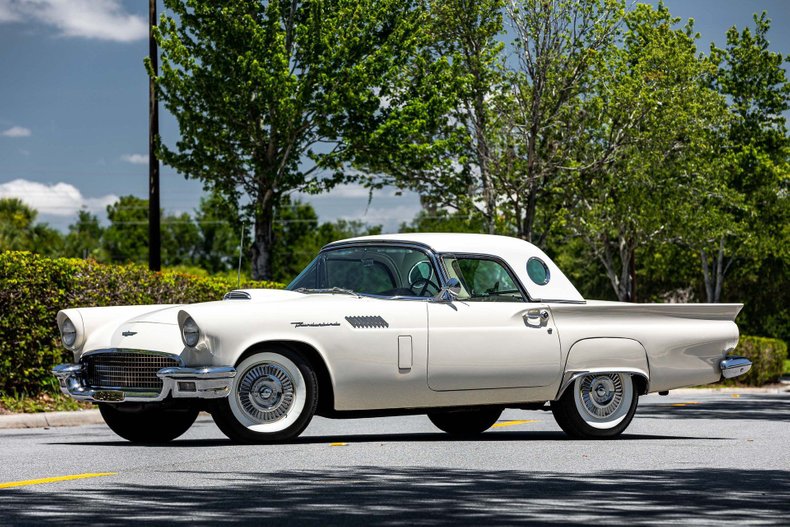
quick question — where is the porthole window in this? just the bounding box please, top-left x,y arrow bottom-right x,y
527,257 -> 550,285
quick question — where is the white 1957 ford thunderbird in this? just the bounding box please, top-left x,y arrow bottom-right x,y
53,233 -> 751,442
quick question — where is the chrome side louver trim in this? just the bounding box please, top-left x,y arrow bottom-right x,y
345,316 -> 389,329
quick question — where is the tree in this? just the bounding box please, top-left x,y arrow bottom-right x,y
503,0 -> 624,244
352,0 -> 516,235
161,212 -> 201,267
270,197 -> 381,283
103,196 -> 150,264
698,12 -> 790,303
152,0 -> 426,280
194,193 -> 246,275
0,198 -> 64,256
568,3 -> 727,301
64,209 -> 106,260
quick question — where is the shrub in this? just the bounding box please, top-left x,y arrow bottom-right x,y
724,336 -> 788,386
0,251 -> 282,396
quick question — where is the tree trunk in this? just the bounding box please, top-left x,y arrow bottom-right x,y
627,248 -> 637,302
700,248 -> 714,302
700,237 -> 731,303
250,187 -> 276,281
473,90 -> 495,235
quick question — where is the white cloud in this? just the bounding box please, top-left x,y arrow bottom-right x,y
121,153 -> 149,165
2,126 -> 31,137
297,183 -> 411,201
0,178 -> 117,216
0,2 -> 20,22
335,203 -> 422,232
0,0 -> 147,42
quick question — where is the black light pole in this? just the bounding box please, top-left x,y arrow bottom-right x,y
148,0 -> 161,271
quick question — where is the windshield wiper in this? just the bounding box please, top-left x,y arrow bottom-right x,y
294,287 -> 362,298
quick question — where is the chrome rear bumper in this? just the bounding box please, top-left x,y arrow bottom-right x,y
53,363 -> 236,403
719,356 -> 752,380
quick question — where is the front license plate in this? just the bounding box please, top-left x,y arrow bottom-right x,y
93,390 -> 125,402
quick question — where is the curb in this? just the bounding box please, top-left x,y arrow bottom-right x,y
670,386 -> 789,395
0,409 -> 103,430
0,410 -> 215,430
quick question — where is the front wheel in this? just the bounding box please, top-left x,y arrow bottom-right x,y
428,407 -> 502,436
99,404 -> 198,443
211,348 -> 318,443
551,373 -> 638,439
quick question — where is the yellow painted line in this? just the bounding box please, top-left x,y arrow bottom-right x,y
731,394 -> 741,398
0,472 -> 117,489
671,401 -> 701,407
491,419 -> 538,429
329,442 -> 348,447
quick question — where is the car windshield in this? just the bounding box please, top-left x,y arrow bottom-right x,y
287,245 -> 440,298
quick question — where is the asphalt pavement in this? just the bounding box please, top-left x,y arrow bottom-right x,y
0,391 -> 788,526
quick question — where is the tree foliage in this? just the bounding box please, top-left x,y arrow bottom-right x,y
0,198 -> 63,256
151,0 -> 426,280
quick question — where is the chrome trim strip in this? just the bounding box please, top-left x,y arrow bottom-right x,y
720,356 -> 752,379
80,348 -> 186,365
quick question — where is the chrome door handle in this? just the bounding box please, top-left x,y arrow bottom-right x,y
524,309 -> 549,327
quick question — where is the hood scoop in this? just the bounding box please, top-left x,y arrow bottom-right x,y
224,290 -> 252,300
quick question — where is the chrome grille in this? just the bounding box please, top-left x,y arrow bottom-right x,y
82,352 -> 179,391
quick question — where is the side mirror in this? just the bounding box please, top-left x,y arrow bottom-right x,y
432,278 -> 462,302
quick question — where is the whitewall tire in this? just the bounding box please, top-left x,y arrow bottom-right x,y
551,373 -> 638,439
212,348 -> 318,443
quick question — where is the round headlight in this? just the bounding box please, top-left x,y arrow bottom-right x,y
61,318 -> 77,348
181,317 -> 200,347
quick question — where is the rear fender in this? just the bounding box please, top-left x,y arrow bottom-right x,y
557,338 -> 650,399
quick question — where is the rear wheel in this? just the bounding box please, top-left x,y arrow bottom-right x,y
211,348 -> 318,443
428,407 -> 502,436
551,373 -> 638,439
99,403 -> 198,443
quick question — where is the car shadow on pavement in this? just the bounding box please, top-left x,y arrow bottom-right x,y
637,395 -> 790,422
2,466 -> 788,525
47,429 -> 723,448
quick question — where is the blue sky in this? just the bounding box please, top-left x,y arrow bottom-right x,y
1,0 -> 788,232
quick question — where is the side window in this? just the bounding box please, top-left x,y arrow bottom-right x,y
444,257 -> 524,302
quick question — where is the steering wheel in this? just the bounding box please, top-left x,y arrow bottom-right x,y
408,261 -> 440,297
408,277 -> 441,297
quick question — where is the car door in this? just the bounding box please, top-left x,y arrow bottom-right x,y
427,256 -> 561,391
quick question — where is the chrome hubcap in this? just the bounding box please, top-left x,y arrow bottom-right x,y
579,374 -> 623,418
237,363 -> 295,423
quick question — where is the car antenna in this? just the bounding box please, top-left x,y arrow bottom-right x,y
237,222 -> 245,288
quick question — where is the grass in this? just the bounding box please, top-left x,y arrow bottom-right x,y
0,391 -> 92,415
784,359 -> 790,377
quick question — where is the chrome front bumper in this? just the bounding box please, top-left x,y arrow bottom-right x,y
52,363 -> 236,403
720,356 -> 752,380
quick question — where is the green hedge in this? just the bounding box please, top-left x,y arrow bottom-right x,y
724,335 -> 788,386
0,251 -> 282,396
